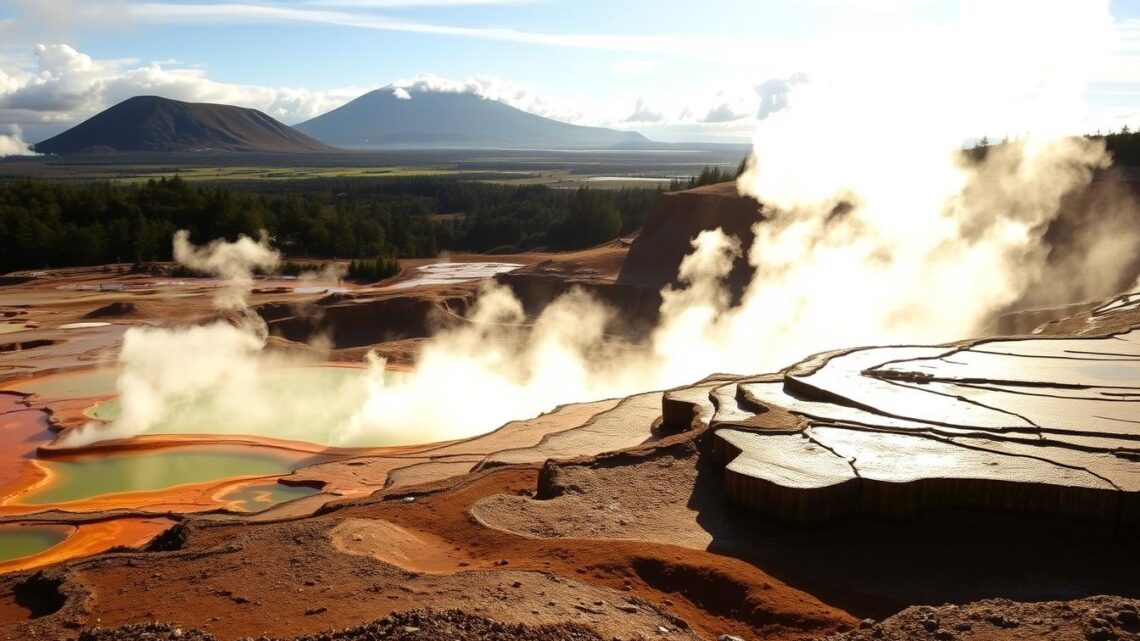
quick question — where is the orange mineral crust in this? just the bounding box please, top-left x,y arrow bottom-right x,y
0,518 -> 173,574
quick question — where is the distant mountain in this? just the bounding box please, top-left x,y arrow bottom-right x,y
295,88 -> 650,150
34,96 -> 335,154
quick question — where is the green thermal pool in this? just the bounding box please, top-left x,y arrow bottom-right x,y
3,368 -> 120,401
21,447 -> 324,506
219,481 -> 320,512
0,525 -> 69,562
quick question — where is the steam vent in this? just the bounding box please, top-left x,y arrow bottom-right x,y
3,181 -> 1140,641
664,294 -> 1140,525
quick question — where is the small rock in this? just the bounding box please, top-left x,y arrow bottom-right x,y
985,614 -> 1020,628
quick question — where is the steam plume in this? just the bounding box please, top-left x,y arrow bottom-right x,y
61,231 -> 288,447
66,0 -> 1140,449
0,125 -> 38,157
172,229 -> 279,311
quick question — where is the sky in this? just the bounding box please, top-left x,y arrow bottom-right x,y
1,0 -> 1139,144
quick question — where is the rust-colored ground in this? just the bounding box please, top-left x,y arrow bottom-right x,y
0,518 -> 173,575
2,199 -> 1140,641
0,461 -> 855,641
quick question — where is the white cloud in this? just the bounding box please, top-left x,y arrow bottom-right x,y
109,3 -> 744,61
0,45 -> 764,144
624,97 -> 664,123
389,72 -> 589,124
304,0 -> 536,5
0,44 -> 361,126
755,72 -> 808,119
0,42 -> 975,145
611,60 -> 654,75
700,92 -> 756,123
702,103 -> 749,123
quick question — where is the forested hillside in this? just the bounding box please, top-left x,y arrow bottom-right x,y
0,176 -> 659,272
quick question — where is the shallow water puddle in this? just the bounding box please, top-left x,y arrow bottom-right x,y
15,446 -> 325,507
0,524 -> 70,562
218,481 -> 320,512
387,262 -> 522,290
2,368 -> 119,401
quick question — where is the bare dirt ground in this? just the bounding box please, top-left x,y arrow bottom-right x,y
820,596 -> 1140,641
3,183 -> 1140,641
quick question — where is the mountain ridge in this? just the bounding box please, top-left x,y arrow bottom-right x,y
33,96 -> 336,154
295,88 -> 650,150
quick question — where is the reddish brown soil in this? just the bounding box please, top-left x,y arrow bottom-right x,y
80,610 -> 614,641
0,518 -> 173,574
335,466 -> 853,640
0,462 -> 855,641
820,596 -> 1140,641
2,194 -> 1138,641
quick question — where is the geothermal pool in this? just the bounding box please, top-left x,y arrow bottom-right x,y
0,361 -> 433,567
387,262 -> 522,290
218,481 -> 319,512
17,446 -> 325,507
4,367 -> 119,400
0,365 -> 396,560
0,524 -> 69,563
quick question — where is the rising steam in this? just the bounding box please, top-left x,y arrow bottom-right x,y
67,0 -> 1139,449
61,231 -> 293,447
172,229 -> 280,311
0,126 -> 38,157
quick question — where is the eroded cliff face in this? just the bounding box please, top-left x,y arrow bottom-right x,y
618,182 -> 762,301
624,175 -> 1140,339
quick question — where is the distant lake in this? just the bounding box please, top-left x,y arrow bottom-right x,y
585,176 -> 680,183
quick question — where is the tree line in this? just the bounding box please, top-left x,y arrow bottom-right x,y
668,159 -> 749,191
968,127 -> 1140,166
0,176 -> 661,273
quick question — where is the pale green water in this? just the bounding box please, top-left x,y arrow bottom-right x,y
0,525 -> 69,561
4,369 -> 119,401
23,447 -> 320,506
0,324 -> 30,335
220,482 -> 319,512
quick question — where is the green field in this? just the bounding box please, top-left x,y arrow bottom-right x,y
0,147 -> 743,189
